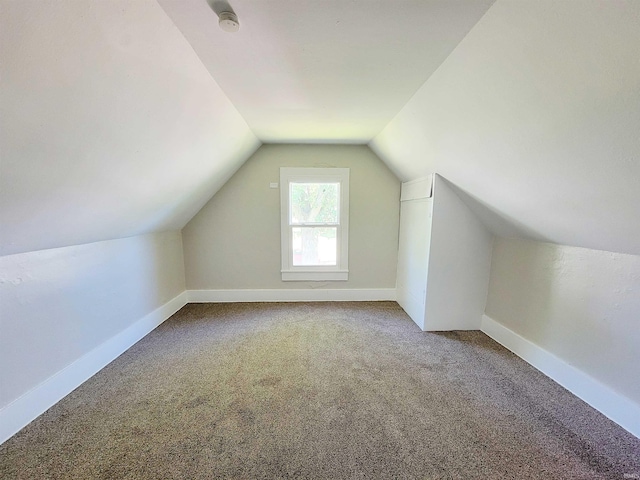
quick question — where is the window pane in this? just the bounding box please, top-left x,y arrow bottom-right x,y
292,227 -> 337,266
290,183 -> 339,224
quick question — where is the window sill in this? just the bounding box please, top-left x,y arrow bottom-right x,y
281,270 -> 349,281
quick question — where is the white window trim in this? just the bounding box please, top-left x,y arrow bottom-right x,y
280,167 -> 349,282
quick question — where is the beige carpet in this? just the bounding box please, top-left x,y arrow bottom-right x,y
1,302 -> 639,479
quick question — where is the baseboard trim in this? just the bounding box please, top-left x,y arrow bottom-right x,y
0,291 -> 188,445
481,314 -> 640,438
187,288 -> 397,303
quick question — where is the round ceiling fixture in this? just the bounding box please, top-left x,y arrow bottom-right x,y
218,12 -> 239,33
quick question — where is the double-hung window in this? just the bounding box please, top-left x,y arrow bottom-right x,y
280,167 -> 349,281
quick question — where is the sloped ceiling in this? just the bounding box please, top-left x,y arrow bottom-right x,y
158,0 -> 495,143
0,0 -> 259,256
3,0 -> 638,258
371,0 -> 640,256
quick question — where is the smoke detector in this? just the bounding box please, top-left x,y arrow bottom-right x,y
218,11 -> 239,33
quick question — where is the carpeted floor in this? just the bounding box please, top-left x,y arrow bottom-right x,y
1,302 -> 639,479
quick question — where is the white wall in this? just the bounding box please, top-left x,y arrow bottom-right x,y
371,0 -> 640,256
183,144 -> 400,292
485,238 -> 640,406
396,195 -> 432,329
0,0 -> 259,256
368,0 -> 640,435
0,231 -> 186,441
425,176 -> 493,330
396,175 -> 493,331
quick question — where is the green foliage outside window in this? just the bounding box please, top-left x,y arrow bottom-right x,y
290,183 -> 339,229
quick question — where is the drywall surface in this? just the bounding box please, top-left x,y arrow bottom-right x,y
159,0 -> 494,143
183,144 -> 400,290
0,0 -> 259,256
371,0 -> 640,255
396,198 -> 432,330
424,176 -> 493,330
486,238 -> 640,404
0,232 -> 185,409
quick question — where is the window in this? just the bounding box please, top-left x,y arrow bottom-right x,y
280,167 -> 349,281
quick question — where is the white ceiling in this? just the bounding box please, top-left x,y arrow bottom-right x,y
3,0 -> 638,258
158,0 -> 495,143
0,0 -> 259,256
371,0 -> 640,256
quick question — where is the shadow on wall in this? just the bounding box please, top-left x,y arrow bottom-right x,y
0,232 -> 185,411
440,178 -> 551,243
487,239 -> 555,338
485,238 -> 640,405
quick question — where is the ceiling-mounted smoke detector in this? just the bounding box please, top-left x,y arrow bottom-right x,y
218,11 -> 239,33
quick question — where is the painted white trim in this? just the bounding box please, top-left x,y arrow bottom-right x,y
280,167 -> 350,282
0,291 -> 188,445
481,314 -> 640,439
400,175 -> 433,201
187,288 -> 396,303
281,270 -> 348,281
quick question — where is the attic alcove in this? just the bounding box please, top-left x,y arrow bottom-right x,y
2,0 -> 640,447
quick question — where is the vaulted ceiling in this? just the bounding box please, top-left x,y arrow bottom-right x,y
2,0 -> 639,257
1,0 -> 259,256
158,0 -> 494,143
371,0 -> 640,255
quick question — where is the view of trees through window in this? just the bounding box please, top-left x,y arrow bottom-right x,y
290,183 -> 339,266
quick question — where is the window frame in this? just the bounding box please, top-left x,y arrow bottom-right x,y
280,167 -> 349,281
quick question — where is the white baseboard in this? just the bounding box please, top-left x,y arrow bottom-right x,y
187,288 -> 396,303
481,314 -> 640,438
0,291 -> 188,445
